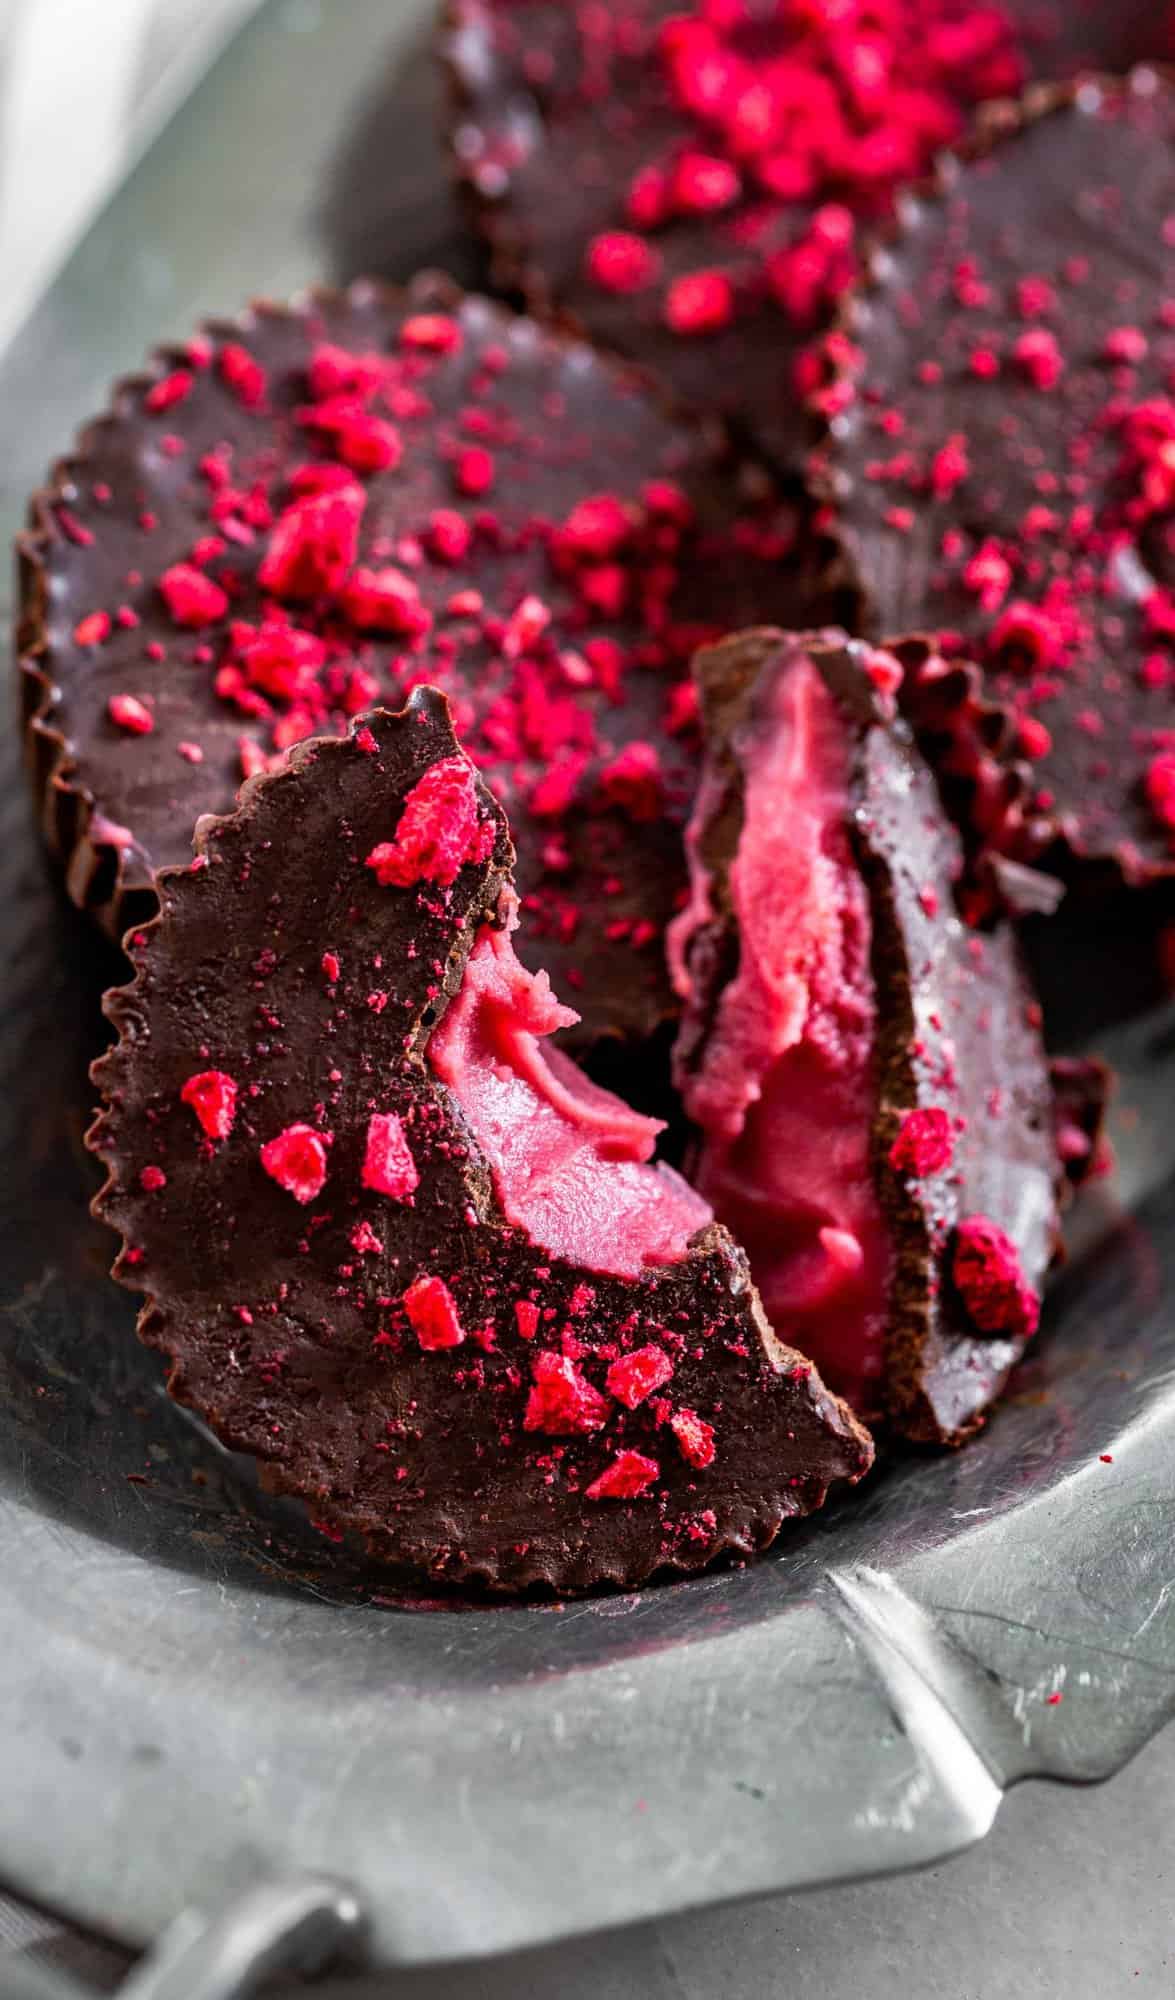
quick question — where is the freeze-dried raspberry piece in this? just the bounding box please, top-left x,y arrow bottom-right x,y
523,1350 -> 610,1434
598,741 -> 664,822
605,1344 -> 674,1408
1145,755 -> 1175,838
180,1069 -> 238,1141
514,1298 -> 540,1341
585,1449 -> 660,1500
365,755 -> 496,889
403,1274 -> 466,1350
340,566 -> 428,635
425,509 -> 471,563
454,446 -> 495,496
670,1408 -> 716,1469
664,271 -> 734,336
400,312 -> 462,353
335,413 -> 403,475
362,1113 -> 419,1202
230,620 -> 327,703
889,1107 -> 954,1178
308,342 -> 388,400
108,693 -> 155,735
74,611 -> 111,647
159,564 -> 228,629
586,231 -> 659,294
258,486 -> 365,601
218,341 -> 267,407
145,369 -> 194,414
952,1215 -> 1040,1340
260,1124 -> 329,1203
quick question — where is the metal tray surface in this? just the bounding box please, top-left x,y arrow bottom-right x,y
2,0 -> 1175,1970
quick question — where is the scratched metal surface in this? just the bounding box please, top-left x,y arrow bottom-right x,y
2,0 -> 1175,1972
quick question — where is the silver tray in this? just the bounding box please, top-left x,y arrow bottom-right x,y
3,0 -> 1175,1976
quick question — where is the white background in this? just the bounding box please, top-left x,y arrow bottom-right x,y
0,0 -> 258,349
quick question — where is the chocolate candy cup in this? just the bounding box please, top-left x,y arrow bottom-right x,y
671,628 -> 1060,1443
19,273 -> 816,1046
442,2 -> 1175,474
814,72 -> 1175,885
88,691 -> 872,1595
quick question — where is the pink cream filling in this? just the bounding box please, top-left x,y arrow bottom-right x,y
429,909 -> 712,1280
669,657 -> 891,1410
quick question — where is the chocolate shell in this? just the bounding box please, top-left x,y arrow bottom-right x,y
87,692 -> 872,1595
670,628 -> 1060,1445
814,71 -> 1175,884
19,273 -> 814,1047
442,2 -> 1175,474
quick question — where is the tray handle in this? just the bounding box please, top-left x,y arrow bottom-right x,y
2,1874 -> 371,2000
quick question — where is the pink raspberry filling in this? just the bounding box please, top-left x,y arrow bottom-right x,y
670,655 -> 891,1410
428,901 -> 711,1279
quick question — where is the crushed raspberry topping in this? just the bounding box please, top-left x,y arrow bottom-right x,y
219,342 -> 268,408
159,563 -> 229,628
664,270 -> 734,336
260,1123 -> 329,1203
308,341 -> 387,399
365,756 -> 496,889
108,693 -> 154,735
454,445 -> 495,496
497,0 -> 1033,370
145,369 -> 194,414
400,312 -> 463,353
1146,753 -> 1175,834
229,618 -> 327,701
361,1112 -> 419,1202
403,1273 -> 466,1350
55,296 -> 801,1043
605,1344 -> 674,1408
341,566 -> 429,635
258,485 -> 365,600
670,1408 -> 716,1469
952,1214 -> 1040,1340
74,611 -> 112,646
889,1105 -> 954,1178
585,1449 -> 660,1500
587,230 -> 660,293
514,1298 -> 540,1340
523,1350 -> 611,1434
597,741 -> 664,821
180,1069 -> 238,1141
